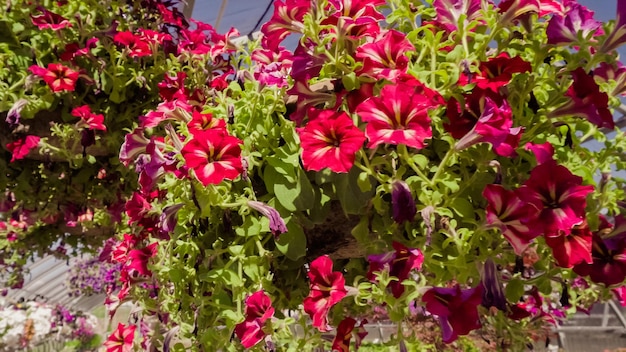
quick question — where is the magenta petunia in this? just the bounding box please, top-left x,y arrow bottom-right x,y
367,241 -> 424,298
546,2 -> 602,45
422,284 -> 484,343
30,7 -> 71,31
355,29 -> 414,79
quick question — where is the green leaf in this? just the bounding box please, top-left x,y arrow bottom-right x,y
275,219 -> 306,261
450,197 -> 474,220
357,171 -> 372,192
505,278 -> 524,302
335,168 -> 375,214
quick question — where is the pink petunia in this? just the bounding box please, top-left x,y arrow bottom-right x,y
356,81 -> 436,150
181,129 -> 243,185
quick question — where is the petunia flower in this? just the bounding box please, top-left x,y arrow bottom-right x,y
391,180 -> 417,224
29,63 -> 79,92
545,221 -> 593,268
125,192 -> 152,224
158,72 -> 189,102
114,31 -> 152,58
247,201 -> 287,238
593,61 -> 626,97
323,0 -> 384,39
297,109 -> 365,173
367,241 -> 424,298
519,160 -> 594,236
483,184 -> 542,255
252,47 -> 293,88
181,129 -> 243,185
104,323 -> 136,352
331,317 -> 368,352
303,255 -> 348,332
546,2 -> 602,45
524,141 -> 554,164
355,29 -> 414,80
573,216 -> 626,286
452,96 -> 522,157
6,99 -> 28,126
600,0 -> 626,53
140,100 -> 193,128
422,284 -> 484,344
71,105 -> 107,131
260,0 -> 310,50
356,81 -> 436,150
126,242 -> 158,276
458,53 -> 531,92
432,0 -> 485,33
481,258 -> 507,312
234,290 -> 275,348
187,110 -> 226,133
548,68 -> 614,129
119,128 -> 150,166
30,7 -> 71,31
6,135 -> 40,162
59,38 -> 99,62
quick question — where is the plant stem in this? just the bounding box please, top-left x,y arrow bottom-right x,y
430,147 -> 455,186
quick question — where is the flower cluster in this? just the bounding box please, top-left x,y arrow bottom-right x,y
3,0 -> 626,350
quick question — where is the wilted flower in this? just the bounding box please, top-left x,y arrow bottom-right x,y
391,180 -> 416,224
248,201 -> 287,237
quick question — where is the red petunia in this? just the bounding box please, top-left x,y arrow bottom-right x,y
356,81 -> 436,150
298,109 -> 365,173
303,255 -> 348,332
519,160 -> 594,236
549,67 -> 614,129
6,135 -> 40,162
181,129 -> 243,185
234,290 -> 275,348
71,105 -> 106,131
29,63 -> 79,92
114,31 -> 152,58
545,221 -> 593,268
458,53 -> 531,92
126,242 -> 158,276
104,323 -> 135,352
